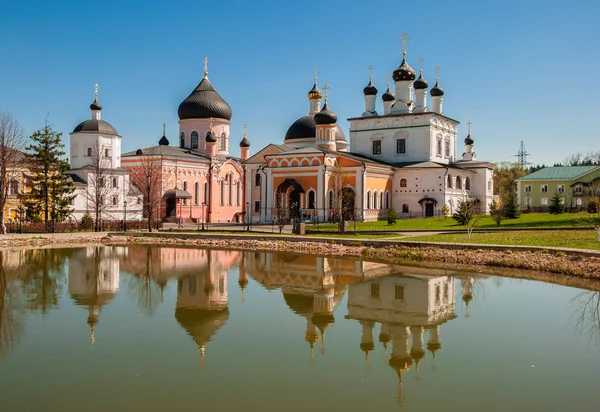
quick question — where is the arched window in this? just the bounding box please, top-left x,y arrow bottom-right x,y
191,131 -> 199,149
255,173 -> 261,186
220,180 -> 225,205
488,180 -> 492,191
204,181 -> 209,205
236,181 -> 241,206
465,177 -> 471,190
402,204 -> 409,213
456,177 -> 462,189
308,191 -> 316,209
373,191 -> 378,209
447,174 -> 453,189
385,191 -> 390,209
183,181 -> 188,205
112,177 -> 117,188
400,178 -> 407,188
194,182 -> 199,205
8,180 -> 19,195
366,191 -> 371,209
220,133 -> 227,151
228,173 -> 233,206
87,147 -> 92,157
180,132 -> 185,148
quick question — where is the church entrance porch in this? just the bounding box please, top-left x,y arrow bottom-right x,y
418,197 -> 437,218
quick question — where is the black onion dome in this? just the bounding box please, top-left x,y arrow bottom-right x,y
284,115 -> 346,142
90,99 -> 102,111
308,81 -> 322,100
72,119 -> 118,135
430,80 -> 444,97
178,77 -> 232,121
314,101 -> 338,125
392,53 -> 416,81
239,136 -> 250,147
159,134 -> 169,146
382,85 -> 395,102
464,135 -> 474,145
205,129 -> 218,143
414,70 -> 428,89
363,78 -> 378,95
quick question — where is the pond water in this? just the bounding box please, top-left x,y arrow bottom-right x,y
1,246 -> 599,411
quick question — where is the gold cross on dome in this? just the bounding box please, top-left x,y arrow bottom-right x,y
398,31 -> 410,53
418,58 -> 424,70
94,83 -> 99,99
368,65 -> 374,79
434,66 -> 441,79
203,56 -> 209,76
467,120 -> 472,134
163,122 -> 166,136
323,83 -> 330,100
243,124 -> 247,137
313,66 -> 318,81
386,72 -> 392,85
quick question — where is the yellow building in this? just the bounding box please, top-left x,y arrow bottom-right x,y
2,149 -> 29,225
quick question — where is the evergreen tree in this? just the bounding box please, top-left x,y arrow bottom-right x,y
440,204 -> 450,220
502,181 -> 520,219
452,200 -> 473,225
24,125 -> 75,231
548,192 -> 565,214
387,206 -> 398,225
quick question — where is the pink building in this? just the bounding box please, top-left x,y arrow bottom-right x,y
122,63 -> 250,223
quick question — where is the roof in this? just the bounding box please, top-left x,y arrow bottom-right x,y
66,173 -> 87,184
72,119 -> 119,135
122,145 -> 210,161
284,115 -> 346,141
518,166 -> 600,181
177,76 -> 232,121
347,111 -> 459,123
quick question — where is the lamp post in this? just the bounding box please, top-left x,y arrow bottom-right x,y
201,202 -> 206,231
124,200 -> 127,232
246,201 -> 250,231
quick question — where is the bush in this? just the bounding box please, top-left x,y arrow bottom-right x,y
80,214 -> 93,230
588,200 -> 598,214
440,204 -> 450,220
489,199 -> 503,226
387,207 -> 398,225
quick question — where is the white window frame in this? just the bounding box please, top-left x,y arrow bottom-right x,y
541,185 -> 548,193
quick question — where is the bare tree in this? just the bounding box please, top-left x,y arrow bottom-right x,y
579,183 -> 600,241
83,143 -> 117,231
569,291 -> 600,348
274,192 -> 289,234
0,111 -> 26,234
129,154 -> 162,232
328,160 -> 356,232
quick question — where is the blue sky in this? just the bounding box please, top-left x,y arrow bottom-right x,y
1,0 -> 599,165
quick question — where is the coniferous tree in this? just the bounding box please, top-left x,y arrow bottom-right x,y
548,192 -> 565,214
452,200 -> 473,225
502,181 -> 520,219
24,125 -> 75,231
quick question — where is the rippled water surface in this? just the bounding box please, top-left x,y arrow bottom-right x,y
1,246 -> 599,411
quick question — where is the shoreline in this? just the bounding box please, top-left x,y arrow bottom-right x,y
3,232 -> 600,291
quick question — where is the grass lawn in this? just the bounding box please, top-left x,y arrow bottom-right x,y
308,213 -> 592,232
408,230 -> 600,251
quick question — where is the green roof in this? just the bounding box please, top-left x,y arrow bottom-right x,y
519,166 -> 600,181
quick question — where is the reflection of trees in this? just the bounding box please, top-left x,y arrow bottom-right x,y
20,249 -> 71,313
570,291 -> 600,348
0,260 -> 24,360
126,248 -> 163,316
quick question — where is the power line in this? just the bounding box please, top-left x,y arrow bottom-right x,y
513,141 -> 531,167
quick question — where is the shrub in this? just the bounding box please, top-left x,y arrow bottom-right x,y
387,207 -> 398,225
80,213 -> 93,230
587,200 -> 598,214
489,199 -> 503,226
452,200 -> 473,225
548,192 -> 565,214
440,204 -> 450,220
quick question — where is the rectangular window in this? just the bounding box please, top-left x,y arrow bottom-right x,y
576,198 -> 582,206
575,186 -> 583,193
444,141 -> 450,157
254,201 -> 260,213
436,139 -> 442,156
372,140 -> 381,155
557,184 -> 565,193
112,196 -> 117,206
104,148 -> 111,158
541,185 -> 548,193
541,197 -> 548,205
370,283 -> 380,298
525,185 -> 531,193
396,138 -> 406,154
255,173 -> 261,186
394,285 -> 404,301
86,147 -> 92,157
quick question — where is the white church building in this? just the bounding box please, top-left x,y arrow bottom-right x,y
66,87 -> 142,223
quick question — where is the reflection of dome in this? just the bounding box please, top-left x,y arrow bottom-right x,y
360,342 -> 375,352
389,356 -> 413,371
283,293 -> 314,317
70,292 -> 117,308
175,307 -> 229,347
312,313 -> 335,331
411,348 -> 426,362
72,119 -> 118,135
284,115 -> 346,142
178,77 -> 232,121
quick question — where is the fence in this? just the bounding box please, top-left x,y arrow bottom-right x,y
5,219 -> 162,234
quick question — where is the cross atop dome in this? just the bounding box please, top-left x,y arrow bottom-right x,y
203,56 -> 209,78
94,83 -> 99,100
399,31 -> 410,55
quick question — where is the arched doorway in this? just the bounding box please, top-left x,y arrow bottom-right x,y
275,179 -> 305,223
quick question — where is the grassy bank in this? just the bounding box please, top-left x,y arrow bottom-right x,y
409,229 -> 600,251
308,212 -> 591,232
